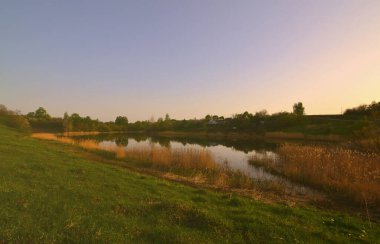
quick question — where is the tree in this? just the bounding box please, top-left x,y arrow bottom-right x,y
26,112 -> 35,118
255,110 -> 268,118
293,102 -> 305,116
115,116 -> 128,126
63,112 -> 73,132
344,101 -> 380,116
34,107 -> 50,119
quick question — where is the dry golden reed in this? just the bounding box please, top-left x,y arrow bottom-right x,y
32,133 -> 76,144
31,133 -> 217,171
32,133 -> 103,151
251,143 -> 380,206
121,146 -> 216,170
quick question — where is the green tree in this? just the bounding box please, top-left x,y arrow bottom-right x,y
26,112 -> 35,118
34,107 -> 50,119
293,102 -> 305,116
115,116 -> 128,126
63,112 -> 73,132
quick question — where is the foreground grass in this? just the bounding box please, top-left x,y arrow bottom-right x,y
1,125 -> 379,243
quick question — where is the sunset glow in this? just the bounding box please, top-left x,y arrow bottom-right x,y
1,1 -> 379,121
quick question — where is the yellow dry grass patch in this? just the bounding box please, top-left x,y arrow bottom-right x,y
252,143 -> 380,206
31,133 -> 217,170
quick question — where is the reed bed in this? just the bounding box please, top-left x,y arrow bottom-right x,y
250,143 -> 380,207
32,133 -> 76,144
124,146 -> 216,170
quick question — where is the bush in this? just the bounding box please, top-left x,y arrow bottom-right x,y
0,104 -> 31,133
7,114 -> 31,133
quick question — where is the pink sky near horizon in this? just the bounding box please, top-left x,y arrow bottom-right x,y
1,1 -> 379,122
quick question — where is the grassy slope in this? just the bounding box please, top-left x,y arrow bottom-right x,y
0,124 -> 379,243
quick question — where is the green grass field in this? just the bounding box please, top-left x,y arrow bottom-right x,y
0,123 -> 379,243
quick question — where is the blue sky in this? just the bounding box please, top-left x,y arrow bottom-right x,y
1,1 -> 379,121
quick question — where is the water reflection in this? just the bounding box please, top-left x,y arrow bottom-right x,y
72,134 -> 281,180
74,133 -> 278,152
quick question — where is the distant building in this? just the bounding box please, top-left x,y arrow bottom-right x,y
207,119 -> 225,125
207,119 -> 218,125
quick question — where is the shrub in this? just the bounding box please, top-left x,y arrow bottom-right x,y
7,114 -> 31,133
0,104 -> 31,133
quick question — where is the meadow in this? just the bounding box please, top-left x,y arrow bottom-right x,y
2,120 -> 380,242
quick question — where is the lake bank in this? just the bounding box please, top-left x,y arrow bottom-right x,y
57,129 -> 344,142
149,130 -> 343,142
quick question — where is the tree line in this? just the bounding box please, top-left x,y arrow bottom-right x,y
21,103 -> 309,133
26,107 -> 129,132
1,101 -> 378,136
344,101 -> 380,116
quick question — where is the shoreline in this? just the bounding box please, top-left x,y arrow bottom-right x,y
56,130 -> 344,142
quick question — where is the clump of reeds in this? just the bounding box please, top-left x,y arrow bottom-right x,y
250,143 -> 380,207
32,133 -> 107,151
32,133 -> 76,144
113,146 -> 217,171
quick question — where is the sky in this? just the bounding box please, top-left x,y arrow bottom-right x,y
1,1 -> 379,122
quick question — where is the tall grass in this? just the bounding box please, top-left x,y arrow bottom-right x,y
32,133 -> 76,144
123,146 -> 216,170
250,143 -> 380,207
